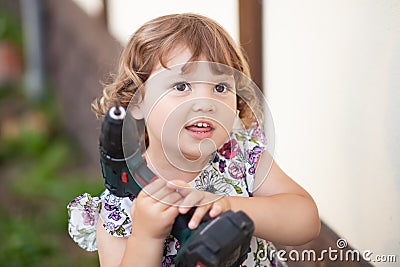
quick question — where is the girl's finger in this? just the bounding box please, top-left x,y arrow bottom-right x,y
141,178 -> 165,196
188,205 -> 210,229
178,190 -> 205,213
142,179 -> 181,204
166,180 -> 193,197
158,191 -> 183,207
209,201 -> 223,218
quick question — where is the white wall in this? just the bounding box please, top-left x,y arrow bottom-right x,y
72,0 -> 103,16
71,1 -> 238,44
264,0 -> 400,265
106,0 -> 239,44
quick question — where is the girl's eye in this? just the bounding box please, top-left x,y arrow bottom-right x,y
214,83 -> 229,93
172,82 -> 191,92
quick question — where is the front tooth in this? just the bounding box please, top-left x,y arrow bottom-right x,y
194,122 -> 209,127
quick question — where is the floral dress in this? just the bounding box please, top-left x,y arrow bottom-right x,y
67,127 -> 287,267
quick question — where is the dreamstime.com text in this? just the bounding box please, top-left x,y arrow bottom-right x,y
264,239 -> 397,263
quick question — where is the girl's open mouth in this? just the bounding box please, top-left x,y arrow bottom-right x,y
185,120 -> 215,139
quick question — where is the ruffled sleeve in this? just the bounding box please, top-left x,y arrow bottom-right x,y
97,190 -> 133,237
67,190 -> 135,252
67,193 -> 99,251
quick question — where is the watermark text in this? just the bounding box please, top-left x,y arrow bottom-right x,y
264,238 -> 397,263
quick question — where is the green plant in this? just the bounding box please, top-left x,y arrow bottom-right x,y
0,80 -> 103,267
0,5 -> 23,47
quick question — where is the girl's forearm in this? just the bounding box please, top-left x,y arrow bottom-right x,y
119,234 -> 164,267
227,194 -> 320,246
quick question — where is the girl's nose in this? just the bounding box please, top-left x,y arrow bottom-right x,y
191,98 -> 216,113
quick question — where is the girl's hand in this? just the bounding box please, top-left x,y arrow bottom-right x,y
167,180 -> 231,230
130,178 -> 183,240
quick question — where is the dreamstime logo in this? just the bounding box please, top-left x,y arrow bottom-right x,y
336,238 -> 348,249
261,238 -> 398,263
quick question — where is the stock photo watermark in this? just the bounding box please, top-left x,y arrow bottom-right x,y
262,238 -> 397,264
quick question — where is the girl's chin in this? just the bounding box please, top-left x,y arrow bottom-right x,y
164,150 -> 212,172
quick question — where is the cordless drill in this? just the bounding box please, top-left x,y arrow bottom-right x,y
99,103 -> 254,267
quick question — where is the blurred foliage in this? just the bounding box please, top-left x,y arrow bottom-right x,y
0,5 -> 23,48
0,8 -> 102,267
0,84 -> 103,267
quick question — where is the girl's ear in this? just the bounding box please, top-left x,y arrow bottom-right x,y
130,105 -> 144,120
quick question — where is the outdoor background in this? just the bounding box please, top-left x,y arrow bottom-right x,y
0,0 -> 399,266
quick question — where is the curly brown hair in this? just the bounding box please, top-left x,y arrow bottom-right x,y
92,13 -> 262,128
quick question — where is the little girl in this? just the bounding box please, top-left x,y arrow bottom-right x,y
68,13 -> 320,267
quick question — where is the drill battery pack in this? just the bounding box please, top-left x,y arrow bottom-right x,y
175,210 -> 254,267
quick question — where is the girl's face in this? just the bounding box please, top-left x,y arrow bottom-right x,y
131,44 -> 237,172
